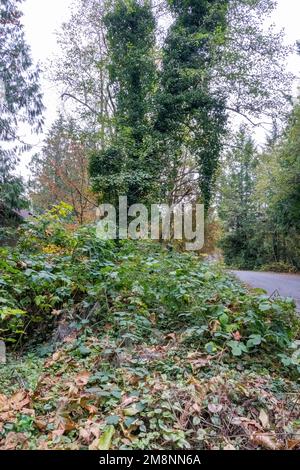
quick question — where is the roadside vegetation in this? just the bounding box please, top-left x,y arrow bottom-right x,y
1,207 -> 300,450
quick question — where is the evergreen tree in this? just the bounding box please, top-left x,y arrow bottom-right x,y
0,0 -> 43,216
255,103 -> 300,269
218,127 -> 261,268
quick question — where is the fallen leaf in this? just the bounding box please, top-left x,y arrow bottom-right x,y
232,416 -> 262,432
192,403 -> 201,413
52,309 -> 62,317
121,396 -> 139,407
63,331 -> 77,343
258,409 -> 270,429
208,404 -> 223,413
79,428 -> 93,445
3,432 -> 28,450
209,320 -> 220,334
250,432 -> 282,450
75,370 -> 90,387
35,419 -> 47,431
224,444 -> 236,450
287,439 -> 300,450
89,425 -> 115,451
57,415 -> 77,433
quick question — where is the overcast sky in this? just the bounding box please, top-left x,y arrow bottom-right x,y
17,0 -> 300,177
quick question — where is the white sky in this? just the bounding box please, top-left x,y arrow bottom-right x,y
17,0 -> 300,177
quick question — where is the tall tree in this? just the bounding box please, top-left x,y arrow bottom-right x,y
88,0 -> 292,215
255,102 -> 300,269
89,0 -> 157,206
155,0 -> 293,210
218,127 -> 261,268
155,0 -> 229,209
49,0 -> 112,147
0,0 -> 43,216
30,116 -> 97,224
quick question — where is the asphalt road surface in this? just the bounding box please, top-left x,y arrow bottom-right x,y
231,270 -> 300,311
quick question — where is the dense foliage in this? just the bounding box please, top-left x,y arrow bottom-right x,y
89,0 -> 158,206
87,0 -> 291,211
218,127 -> 261,268
1,208 -> 299,366
153,0 -> 229,208
218,102 -> 300,271
0,211 -> 300,449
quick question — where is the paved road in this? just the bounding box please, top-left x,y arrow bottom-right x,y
231,270 -> 300,311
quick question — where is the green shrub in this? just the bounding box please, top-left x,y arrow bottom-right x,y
259,261 -> 297,273
0,207 -> 299,375
0,203 -> 115,345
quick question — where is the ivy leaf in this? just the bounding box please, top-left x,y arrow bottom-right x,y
259,302 -> 272,312
205,341 -> 217,354
247,334 -> 262,348
77,345 -> 91,357
228,341 -> 248,356
106,415 -> 120,426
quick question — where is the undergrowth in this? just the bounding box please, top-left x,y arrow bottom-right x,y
0,204 -> 300,450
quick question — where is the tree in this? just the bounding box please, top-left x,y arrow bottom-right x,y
89,0 -> 158,206
49,0 -> 112,148
215,0 -> 293,124
219,102 -> 300,271
154,0 -> 229,209
218,126 -> 261,268
88,0 -> 293,216
30,117 -> 97,224
255,102 -> 300,269
0,0 -> 43,216
155,0 -> 293,210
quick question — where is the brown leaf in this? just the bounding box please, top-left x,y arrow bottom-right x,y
52,429 -> 65,439
258,409 -> 270,429
121,396 -> 139,407
250,432 -> 282,450
210,320 -> 220,333
9,391 -> 30,411
232,331 -> 242,341
55,415 -> 77,434
75,370 -> 90,387
224,443 -> 236,450
191,358 -> 210,369
3,432 -> 28,450
45,350 -> 64,366
67,384 -> 79,397
79,427 -> 94,445
192,403 -> 201,413
0,394 -> 9,412
232,416 -> 262,432
35,418 -> 47,431
52,309 -> 62,317
63,331 -> 77,343
37,440 -> 49,450
79,398 -> 98,415
287,439 -> 300,450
